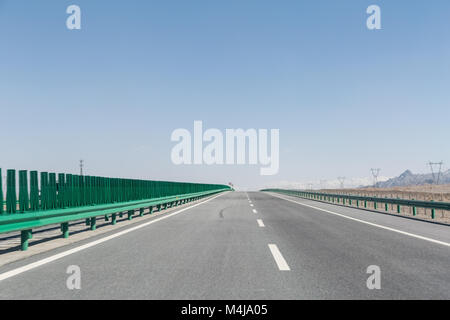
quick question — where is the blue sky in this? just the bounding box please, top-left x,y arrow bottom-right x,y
1,1 -> 449,189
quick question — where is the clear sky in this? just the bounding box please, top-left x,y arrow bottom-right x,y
1,1 -> 449,190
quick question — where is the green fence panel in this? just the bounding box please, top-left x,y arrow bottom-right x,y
40,172 -> 49,210
0,167 -> 230,220
6,169 -> 17,214
58,173 -> 66,208
30,171 -> 39,211
49,173 -> 57,209
19,170 -> 29,212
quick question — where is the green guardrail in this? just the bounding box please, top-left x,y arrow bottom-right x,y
0,168 -> 231,250
262,189 -> 450,221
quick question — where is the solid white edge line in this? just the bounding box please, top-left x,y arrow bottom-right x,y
268,244 -> 290,271
0,192 -> 228,282
268,193 -> 450,247
257,219 -> 265,227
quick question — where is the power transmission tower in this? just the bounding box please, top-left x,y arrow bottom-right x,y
338,177 -> 345,189
371,168 -> 381,187
80,159 -> 84,176
428,161 -> 443,184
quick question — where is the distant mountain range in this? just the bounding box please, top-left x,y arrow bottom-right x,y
373,169 -> 450,188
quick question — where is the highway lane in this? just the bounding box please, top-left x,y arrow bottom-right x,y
253,192 -> 450,299
0,191 -> 448,299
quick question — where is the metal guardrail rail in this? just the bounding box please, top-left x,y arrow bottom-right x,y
262,189 -> 450,221
0,168 -> 230,250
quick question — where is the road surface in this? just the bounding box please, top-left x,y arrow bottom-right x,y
0,191 -> 448,299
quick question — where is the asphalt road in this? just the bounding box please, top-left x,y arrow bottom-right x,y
0,191 -> 448,299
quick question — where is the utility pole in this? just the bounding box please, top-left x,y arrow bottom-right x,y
338,177 -> 345,189
428,161 -> 443,184
371,168 -> 381,187
80,159 -> 84,176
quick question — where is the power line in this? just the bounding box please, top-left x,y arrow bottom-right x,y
337,177 -> 345,189
428,161 -> 443,184
370,168 -> 381,187
80,159 -> 84,176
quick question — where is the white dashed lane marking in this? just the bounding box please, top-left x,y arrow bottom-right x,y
268,244 -> 290,271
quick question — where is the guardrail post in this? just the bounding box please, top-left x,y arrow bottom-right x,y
157,204 -> 161,211
364,200 -> 367,208
61,222 -> 69,238
412,206 -> 417,216
397,204 -> 401,214
112,213 -> 117,225
139,208 -> 144,217
356,200 -> 359,207
90,217 -> 96,230
374,201 -> 377,210
385,203 -> 389,211
429,200 -> 435,219
85,218 -> 90,226
128,210 -> 133,220
21,229 -> 32,251
149,206 -> 153,214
